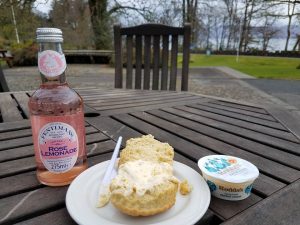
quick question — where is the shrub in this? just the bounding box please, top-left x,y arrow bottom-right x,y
11,40 -> 38,66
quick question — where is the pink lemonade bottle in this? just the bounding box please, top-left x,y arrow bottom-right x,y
28,28 -> 87,186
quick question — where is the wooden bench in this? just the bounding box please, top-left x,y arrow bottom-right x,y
0,49 -> 13,68
64,50 -> 113,64
114,23 -> 191,91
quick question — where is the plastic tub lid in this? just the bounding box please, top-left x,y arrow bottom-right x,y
198,155 -> 259,183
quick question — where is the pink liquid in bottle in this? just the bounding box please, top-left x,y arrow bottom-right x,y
29,28 -> 87,186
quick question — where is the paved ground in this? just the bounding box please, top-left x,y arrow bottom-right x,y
2,65 -> 299,115
244,79 -> 300,109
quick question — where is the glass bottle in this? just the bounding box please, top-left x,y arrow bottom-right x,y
28,28 -> 87,186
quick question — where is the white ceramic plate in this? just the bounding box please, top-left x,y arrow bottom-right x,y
66,161 -> 211,225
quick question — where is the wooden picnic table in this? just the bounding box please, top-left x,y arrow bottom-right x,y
0,88 -> 299,225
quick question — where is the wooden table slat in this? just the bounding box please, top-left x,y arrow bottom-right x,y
0,141 -> 116,198
0,93 -> 23,122
211,100 -> 269,115
115,112 -> 300,183
0,138 -> 114,179
0,120 -> 31,132
0,125 -> 97,142
81,90 -> 180,101
221,179 -> 300,225
0,131 -> 108,151
85,92 -> 195,107
188,104 -> 286,130
88,95 -> 203,111
0,153 -> 113,224
87,115 -> 289,198
95,97 -> 208,116
199,102 -> 277,122
12,92 -> 31,119
173,105 -> 299,143
149,109 -> 300,163
14,208 -> 77,225
0,89 -> 299,225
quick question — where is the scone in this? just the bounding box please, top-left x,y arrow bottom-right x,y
119,135 -> 174,166
110,160 -> 179,216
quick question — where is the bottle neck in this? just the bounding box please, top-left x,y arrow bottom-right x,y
38,42 -> 67,85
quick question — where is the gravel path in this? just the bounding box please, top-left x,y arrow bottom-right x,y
3,65 -> 299,114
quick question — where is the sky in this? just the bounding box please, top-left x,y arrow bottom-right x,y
33,0 -> 53,14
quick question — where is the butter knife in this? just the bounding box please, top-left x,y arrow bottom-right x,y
97,136 -> 122,207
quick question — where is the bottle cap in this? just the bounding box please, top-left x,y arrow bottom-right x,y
36,28 -> 63,43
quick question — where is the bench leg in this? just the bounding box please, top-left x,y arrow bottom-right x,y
0,64 -> 9,92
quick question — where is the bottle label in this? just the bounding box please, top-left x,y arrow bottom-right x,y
38,50 -> 66,77
38,122 -> 79,173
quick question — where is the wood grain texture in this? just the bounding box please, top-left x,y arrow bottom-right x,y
128,112 -> 300,183
0,120 -> 30,132
1,89 -> 300,224
188,104 -> 286,130
169,35 -> 178,91
114,24 -> 122,88
13,92 -> 30,119
14,208 -> 76,225
120,23 -> 185,36
173,105 -> 299,143
143,35 -> 151,90
153,109 -> 300,163
126,35 -> 133,89
161,35 -> 169,90
267,106 -> 300,140
222,179 -> 300,225
113,23 -> 191,91
211,100 -> 268,114
0,131 -> 108,151
0,141 -> 116,199
0,94 -> 23,122
181,23 -> 190,91
152,35 -> 160,90
200,102 -> 276,121
135,35 -> 142,89
0,153 -> 113,224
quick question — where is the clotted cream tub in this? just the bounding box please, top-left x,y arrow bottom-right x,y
198,155 -> 259,201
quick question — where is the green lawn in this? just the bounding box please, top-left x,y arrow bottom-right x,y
187,54 -> 300,80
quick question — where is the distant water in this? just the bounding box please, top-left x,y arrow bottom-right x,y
248,38 -> 297,51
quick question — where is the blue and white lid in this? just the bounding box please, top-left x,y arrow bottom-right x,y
198,155 -> 259,183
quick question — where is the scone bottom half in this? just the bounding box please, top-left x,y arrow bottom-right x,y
110,181 -> 179,216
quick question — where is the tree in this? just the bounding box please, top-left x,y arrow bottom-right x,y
256,16 -> 279,51
267,0 -> 300,51
222,0 -> 238,49
0,0 -> 43,45
182,0 -> 198,44
88,0 -> 155,49
49,0 -> 93,49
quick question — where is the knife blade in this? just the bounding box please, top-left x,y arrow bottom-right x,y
97,136 -> 122,207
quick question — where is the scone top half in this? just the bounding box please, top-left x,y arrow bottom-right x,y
118,135 -> 174,166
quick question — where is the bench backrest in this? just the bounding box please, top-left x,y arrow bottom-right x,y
114,23 -> 191,91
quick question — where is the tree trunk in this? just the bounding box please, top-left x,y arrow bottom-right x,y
239,0 -> 249,52
219,16 -> 227,50
183,0 -> 186,24
88,0 -> 111,49
285,16 -> 292,51
243,0 -> 254,52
